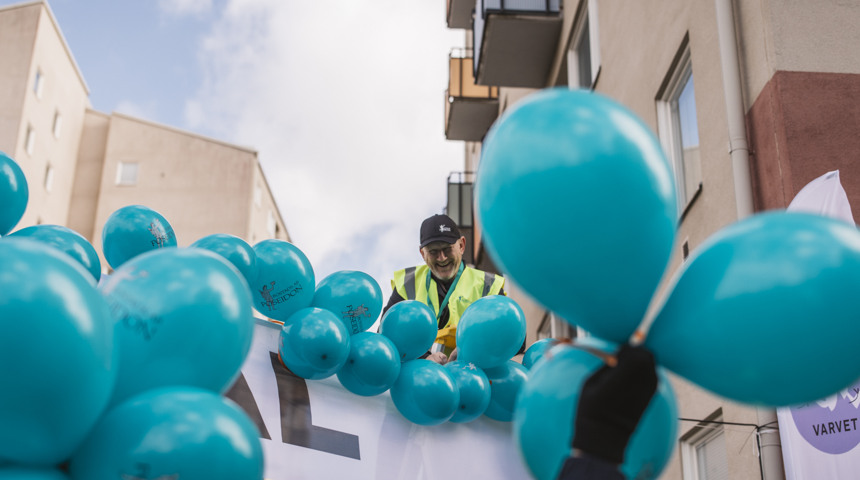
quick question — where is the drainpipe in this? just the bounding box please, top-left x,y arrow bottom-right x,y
715,1 -> 785,479
715,0 -> 754,220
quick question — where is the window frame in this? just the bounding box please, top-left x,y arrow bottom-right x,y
680,418 -> 728,480
115,162 -> 139,186
254,184 -> 262,208
267,210 -> 277,238
566,0 -> 601,90
44,163 -> 54,192
656,41 -> 702,217
25,125 -> 36,156
536,311 -> 576,340
34,68 -> 44,99
52,110 -> 63,139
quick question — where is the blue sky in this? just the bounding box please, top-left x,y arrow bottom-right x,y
6,0 -> 467,294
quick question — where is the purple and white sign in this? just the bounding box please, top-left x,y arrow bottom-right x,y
789,385 -> 860,455
779,382 -> 860,479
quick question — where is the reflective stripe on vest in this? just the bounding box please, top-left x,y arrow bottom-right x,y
390,264 -> 505,353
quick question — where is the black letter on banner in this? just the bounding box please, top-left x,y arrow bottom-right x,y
225,373 -> 272,440
269,351 -> 361,460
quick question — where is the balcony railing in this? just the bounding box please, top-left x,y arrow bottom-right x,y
445,171 -> 475,265
473,0 -> 563,87
445,49 -> 500,141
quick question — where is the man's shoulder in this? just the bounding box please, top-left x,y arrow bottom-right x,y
464,265 -> 503,279
392,265 -> 429,277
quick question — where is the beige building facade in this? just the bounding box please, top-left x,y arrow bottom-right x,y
0,1 -> 289,274
445,0 -> 860,478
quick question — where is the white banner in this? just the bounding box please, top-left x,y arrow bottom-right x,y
777,383 -> 860,480
787,170 -> 855,225
778,170 -> 860,479
227,320 -> 531,480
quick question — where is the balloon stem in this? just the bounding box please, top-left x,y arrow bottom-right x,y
545,338 -> 618,367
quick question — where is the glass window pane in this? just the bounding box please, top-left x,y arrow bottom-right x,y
676,73 -> 701,201
696,429 -> 729,480
678,74 -> 699,149
577,16 -> 592,88
117,162 -> 139,185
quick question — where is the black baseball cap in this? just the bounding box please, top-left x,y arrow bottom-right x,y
420,214 -> 462,248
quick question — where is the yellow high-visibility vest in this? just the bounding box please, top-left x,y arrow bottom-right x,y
390,264 -> 505,355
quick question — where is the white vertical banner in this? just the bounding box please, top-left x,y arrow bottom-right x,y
227,320 -> 531,480
786,170 -> 855,225
778,170 -> 859,479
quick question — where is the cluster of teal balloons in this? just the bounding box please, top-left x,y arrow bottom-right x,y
0,161 -> 263,478
262,234 -> 532,427
382,295 -> 528,425
476,88 -> 860,479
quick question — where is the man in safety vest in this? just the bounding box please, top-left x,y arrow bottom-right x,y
384,214 -> 505,364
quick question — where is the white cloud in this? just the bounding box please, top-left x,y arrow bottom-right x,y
185,0 -> 466,291
157,0 -> 214,17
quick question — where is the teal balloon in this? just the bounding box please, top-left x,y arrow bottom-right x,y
522,338 -> 558,369
100,248 -> 253,405
279,307 -> 350,380
0,238 -> 115,465
475,89 -> 677,344
251,239 -> 314,321
646,212 -> 860,406
0,468 -> 69,480
444,361 -> 491,423
515,339 -> 678,480
336,332 -> 400,396
9,224 -> 101,282
379,300 -> 437,361
312,270 -> 383,334
191,233 -> 257,286
102,205 -> 177,269
456,295 -> 526,369
483,360 -> 528,422
391,359 -> 459,426
69,387 -> 263,480
0,152 -> 28,236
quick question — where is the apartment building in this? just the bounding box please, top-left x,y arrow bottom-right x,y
0,1 -> 289,274
443,0 -> 860,478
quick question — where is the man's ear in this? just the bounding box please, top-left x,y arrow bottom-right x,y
457,236 -> 466,253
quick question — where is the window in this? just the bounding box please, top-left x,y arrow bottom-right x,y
25,125 -> 35,155
267,210 -> 277,237
657,40 -> 702,215
52,111 -> 62,139
567,0 -> 600,89
681,421 -> 729,480
116,162 -> 139,185
34,69 -> 44,99
254,184 -> 262,207
44,163 -> 54,192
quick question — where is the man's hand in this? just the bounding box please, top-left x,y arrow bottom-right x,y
426,352 -> 448,364
572,344 -> 658,465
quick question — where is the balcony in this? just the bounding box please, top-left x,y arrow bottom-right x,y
447,0 -> 475,29
445,50 -> 500,142
473,0 -> 563,88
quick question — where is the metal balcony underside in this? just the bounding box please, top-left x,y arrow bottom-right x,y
475,13 -> 563,88
447,0 -> 475,29
446,98 -> 499,141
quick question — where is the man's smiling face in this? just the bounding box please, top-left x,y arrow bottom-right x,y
420,238 -> 465,281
